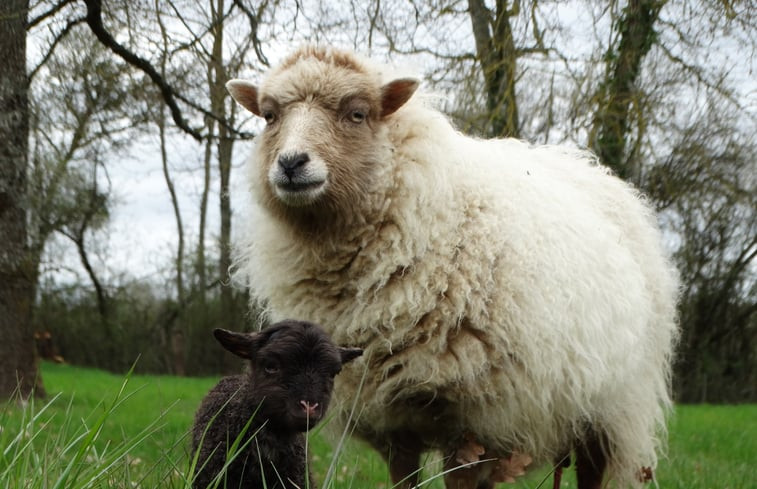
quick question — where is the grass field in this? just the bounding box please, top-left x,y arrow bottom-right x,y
1,362 -> 754,488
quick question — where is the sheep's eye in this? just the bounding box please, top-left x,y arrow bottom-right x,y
348,110 -> 366,124
263,111 -> 276,125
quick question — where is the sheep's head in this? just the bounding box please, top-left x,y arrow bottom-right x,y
213,319 -> 362,433
227,46 -> 418,225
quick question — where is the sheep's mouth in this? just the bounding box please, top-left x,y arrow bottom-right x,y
277,179 -> 326,192
273,179 -> 327,206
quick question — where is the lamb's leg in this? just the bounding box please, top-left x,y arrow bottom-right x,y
380,431 -> 425,489
574,430 -> 607,489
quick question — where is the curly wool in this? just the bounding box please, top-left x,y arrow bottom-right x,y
233,46 -> 679,487
192,376 -> 310,489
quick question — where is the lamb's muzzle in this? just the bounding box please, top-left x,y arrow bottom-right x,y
300,400 -> 319,417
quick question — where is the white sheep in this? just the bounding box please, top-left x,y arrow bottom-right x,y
227,46 -> 679,489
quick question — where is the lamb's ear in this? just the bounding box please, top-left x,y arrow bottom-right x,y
380,78 -> 419,117
338,347 -> 363,365
226,79 -> 261,116
213,328 -> 259,359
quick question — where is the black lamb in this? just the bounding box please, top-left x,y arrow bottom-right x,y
191,319 -> 363,489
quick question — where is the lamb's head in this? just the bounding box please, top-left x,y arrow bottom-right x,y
213,319 -> 363,432
227,46 -> 418,224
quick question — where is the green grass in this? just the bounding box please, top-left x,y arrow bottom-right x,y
0,363 -> 213,488
1,362 -> 754,488
659,404 -> 756,488
39,362 -> 215,463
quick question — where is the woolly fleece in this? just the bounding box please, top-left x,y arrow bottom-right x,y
232,46 -> 679,487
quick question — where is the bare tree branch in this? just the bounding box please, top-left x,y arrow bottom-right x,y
231,0 -> 269,67
28,16 -> 85,80
82,0 -> 203,140
27,0 -> 75,29
82,0 -> 255,140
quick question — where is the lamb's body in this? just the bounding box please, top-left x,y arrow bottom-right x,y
230,46 -> 679,488
191,320 -> 362,489
192,375 -> 310,489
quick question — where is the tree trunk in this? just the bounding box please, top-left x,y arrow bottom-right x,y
159,106 -> 186,376
210,0 -> 237,348
157,10 -> 186,376
198,121 -> 212,303
218,128 -> 233,324
0,0 -> 45,400
468,0 -> 520,138
67,177 -> 114,369
591,0 -> 665,180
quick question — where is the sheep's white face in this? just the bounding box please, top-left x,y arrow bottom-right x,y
226,47 -> 418,224
260,102 -> 334,208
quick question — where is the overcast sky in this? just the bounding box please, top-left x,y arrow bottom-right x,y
42,129 -> 252,289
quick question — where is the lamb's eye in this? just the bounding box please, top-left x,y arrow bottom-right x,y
348,110 -> 366,123
262,361 -> 279,374
263,111 -> 276,125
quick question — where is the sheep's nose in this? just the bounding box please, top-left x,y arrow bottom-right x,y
278,152 -> 310,178
299,400 -> 319,417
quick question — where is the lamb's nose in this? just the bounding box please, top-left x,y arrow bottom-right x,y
299,400 -> 319,417
278,152 -> 310,178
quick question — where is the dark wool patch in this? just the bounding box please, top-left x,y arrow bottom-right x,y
191,320 -> 361,489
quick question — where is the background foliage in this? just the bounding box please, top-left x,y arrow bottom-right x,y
4,0 -> 755,401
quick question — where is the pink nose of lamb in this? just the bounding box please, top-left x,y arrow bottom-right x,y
300,400 -> 319,417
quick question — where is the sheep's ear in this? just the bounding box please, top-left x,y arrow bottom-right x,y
380,78 -> 419,117
213,328 -> 258,359
338,347 -> 363,365
226,79 -> 261,116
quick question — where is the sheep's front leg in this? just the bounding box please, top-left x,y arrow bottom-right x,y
574,429 -> 607,489
377,431 -> 425,488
